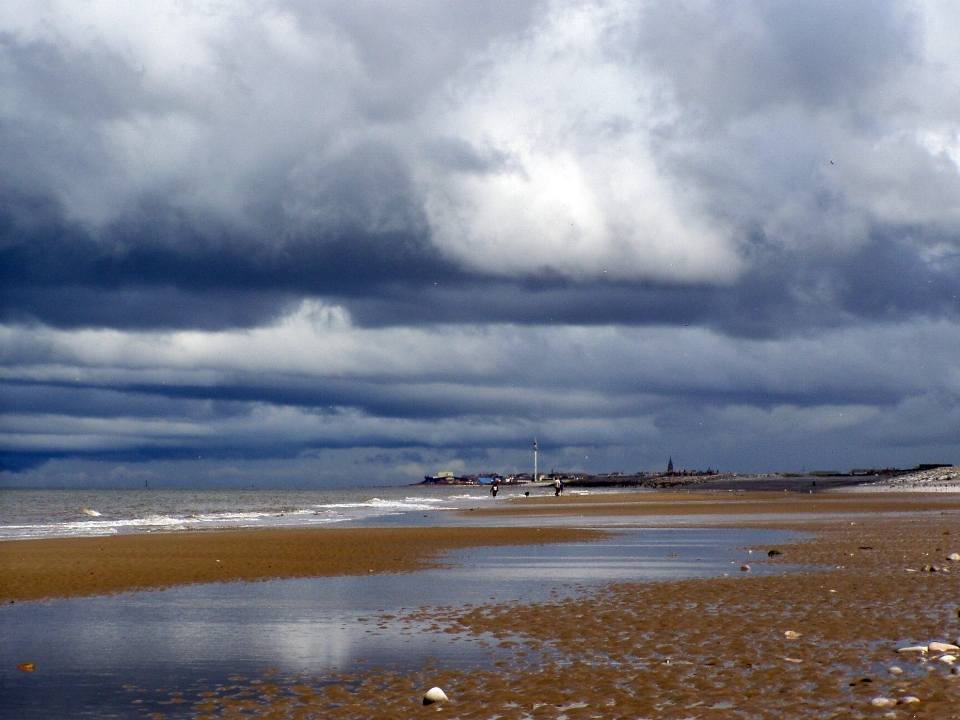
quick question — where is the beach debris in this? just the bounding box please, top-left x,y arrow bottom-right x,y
947,552 -> 960,562
423,687 -> 449,706
740,564 -> 751,572
784,630 -> 801,640
17,662 -> 36,672
783,657 -> 803,663
767,549 -> 782,557
870,697 -> 896,708
888,666 -> 903,675
81,508 -> 101,517
896,646 -> 928,654
928,642 -> 960,653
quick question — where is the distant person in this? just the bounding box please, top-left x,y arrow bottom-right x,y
491,479 -> 499,497
554,478 -> 562,497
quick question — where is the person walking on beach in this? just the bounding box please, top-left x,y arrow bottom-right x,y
491,479 -> 499,497
554,478 -> 562,497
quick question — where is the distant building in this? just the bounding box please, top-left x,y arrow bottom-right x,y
667,457 -> 674,474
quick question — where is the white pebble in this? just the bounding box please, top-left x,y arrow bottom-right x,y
896,646 -> 928,653
871,697 -> 896,708
938,654 -> 956,664
929,642 -> 960,653
946,552 -> 960,562
784,630 -> 801,640
888,666 -> 903,675
423,687 -> 449,706
898,696 -> 920,705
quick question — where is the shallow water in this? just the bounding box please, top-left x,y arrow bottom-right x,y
1,527 -> 797,719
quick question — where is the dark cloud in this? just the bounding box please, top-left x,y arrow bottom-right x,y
2,0 -> 960,483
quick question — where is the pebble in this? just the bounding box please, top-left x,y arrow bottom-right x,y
784,631 -> 801,640
896,646 -> 928,653
888,666 -> 903,675
423,687 -> 449,706
938,654 -> 957,664
947,552 -> 960,562
870,697 -> 896,708
928,642 -> 960,653
898,696 -> 921,705
740,564 -> 751,572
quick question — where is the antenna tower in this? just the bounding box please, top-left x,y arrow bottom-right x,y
533,438 -> 538,482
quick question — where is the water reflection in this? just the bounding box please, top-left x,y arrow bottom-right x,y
1,527 -> 798,718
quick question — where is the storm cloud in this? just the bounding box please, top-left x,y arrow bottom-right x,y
2,0 -> 959,485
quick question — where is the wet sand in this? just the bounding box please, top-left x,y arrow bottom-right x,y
474,489 -> 960,519
176,492 -> 959,719
0,525 -> 599,602
6,491 -> 960,718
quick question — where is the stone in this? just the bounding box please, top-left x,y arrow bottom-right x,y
784,631 -> 801,640
938,654 -> 957,664
947,552 -> 960,562
767,549 -> 782,557
870,697 -> 896,708
740,564 -> 751,572
888,667 -> 903,675
898,696 -> 921,705
423,687 -> 449,706
896,646 -> 928,653
928,642 -> 960,653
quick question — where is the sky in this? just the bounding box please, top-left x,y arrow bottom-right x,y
2,0 -> 960,488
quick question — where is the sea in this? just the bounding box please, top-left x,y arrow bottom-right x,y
1,486 -> 799,718
0,485 -> 515,541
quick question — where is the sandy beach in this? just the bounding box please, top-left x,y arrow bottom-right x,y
0,525 -> 599,603
5,490 -> 960,718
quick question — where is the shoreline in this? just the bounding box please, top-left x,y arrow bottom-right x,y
6,490 -> 960,603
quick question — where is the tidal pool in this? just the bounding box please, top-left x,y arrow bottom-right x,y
1,527 -> 798,719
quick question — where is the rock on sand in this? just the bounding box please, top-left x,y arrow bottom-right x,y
423,687 -> 449,706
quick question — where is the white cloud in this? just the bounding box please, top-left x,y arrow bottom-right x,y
416,0 -> 741,282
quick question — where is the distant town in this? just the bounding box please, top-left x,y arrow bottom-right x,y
418,461 -> 954,489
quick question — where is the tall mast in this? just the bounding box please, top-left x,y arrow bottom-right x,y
533,438 -> 538,482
